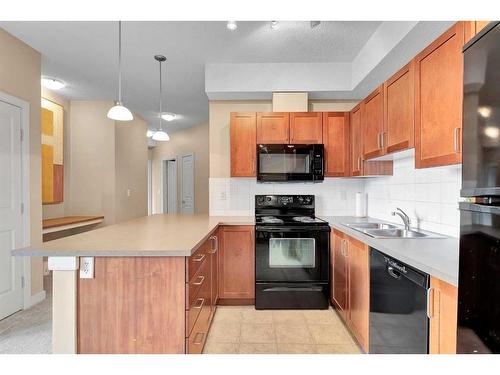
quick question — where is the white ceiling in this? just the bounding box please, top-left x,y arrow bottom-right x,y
0,21 -> 382,132
0,21 -> 452,132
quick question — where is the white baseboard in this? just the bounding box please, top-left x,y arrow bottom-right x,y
26,290 -> 47,308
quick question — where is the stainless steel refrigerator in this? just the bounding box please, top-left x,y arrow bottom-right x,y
457,21 -> 500,354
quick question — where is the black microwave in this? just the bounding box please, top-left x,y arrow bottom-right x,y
256,144 -> 324,182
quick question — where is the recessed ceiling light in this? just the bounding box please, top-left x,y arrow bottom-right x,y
161,112 -> 176,122
478,106 -> 492,118
146,130 -> 155,138
227,21 -> 237,31
484,126 -> 499,139
41,77 -> 66,90
270,21 -> 279,30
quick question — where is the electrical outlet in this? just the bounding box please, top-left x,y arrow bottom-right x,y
220,191 -> 227,200
126,189 -> 131,197
80,257 -> 94,279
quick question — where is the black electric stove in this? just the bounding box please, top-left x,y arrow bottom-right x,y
254,195 -> 330,309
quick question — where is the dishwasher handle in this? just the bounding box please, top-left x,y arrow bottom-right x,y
387,266 -> 402,279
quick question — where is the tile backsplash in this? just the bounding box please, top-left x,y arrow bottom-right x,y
209,157 -> 461,237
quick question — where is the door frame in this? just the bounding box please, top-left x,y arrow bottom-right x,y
180,152 -> 195,214
160,156 -> 178,214
0,90 -> 32,310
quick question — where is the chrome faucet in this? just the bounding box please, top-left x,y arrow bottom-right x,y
391,208 -> 411,230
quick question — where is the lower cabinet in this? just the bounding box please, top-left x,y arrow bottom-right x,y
428,277 -> 458,354
331,230 -> 370,352
218,225 -> 255,302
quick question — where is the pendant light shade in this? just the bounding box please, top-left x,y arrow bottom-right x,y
107,21 -> 133,122
152,54 -> 169,142
152,130 -> 170,141
107,102 -> 133,121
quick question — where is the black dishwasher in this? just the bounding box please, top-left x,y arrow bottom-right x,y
370,248 -> 430,354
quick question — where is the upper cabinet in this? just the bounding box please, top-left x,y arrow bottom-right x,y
256,112 -> 289,144
383,61 -> 415,154
362,86 -> 385,160
289,112 -> 323,144
350,104 -> 364,176
323,112 -> 350,177
230,112 -> 257,177
414,22 -> 464,168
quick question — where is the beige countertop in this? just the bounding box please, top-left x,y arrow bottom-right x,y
14,214 -> 255,257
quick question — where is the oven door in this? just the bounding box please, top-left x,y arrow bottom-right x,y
255,225 -> 330,282
257,144 -> 319,182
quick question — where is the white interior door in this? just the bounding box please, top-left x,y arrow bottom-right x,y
0,100 -> 24,320
181,154 -> 194,214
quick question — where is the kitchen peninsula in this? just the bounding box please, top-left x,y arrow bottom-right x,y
15,214 -> 254,354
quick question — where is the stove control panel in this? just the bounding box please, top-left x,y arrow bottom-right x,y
255,195 -> 314,208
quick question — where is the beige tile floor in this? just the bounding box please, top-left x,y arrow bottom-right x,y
203,306 -> 362,354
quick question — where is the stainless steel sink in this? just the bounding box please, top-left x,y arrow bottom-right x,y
364,228 -> 431,238
345,222 -> 398,230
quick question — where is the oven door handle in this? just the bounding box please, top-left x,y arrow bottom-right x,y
256,226 -> 331,232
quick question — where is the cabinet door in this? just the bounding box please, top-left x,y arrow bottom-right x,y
230,112 -> 256,177
384,61 -> 415,154
256,112 -> 290,144
289,112 -> 323,144
350,104 -> 363,176
347,236 -> 369,353
414,22 -> 464,168
464,21 -> 490,43
331,230 -> 349,320
219,226 -> 255,300
429,277 -> 458,354
363,86 -> 385,160
209,230 -> 219,312
323,112 -> 350,177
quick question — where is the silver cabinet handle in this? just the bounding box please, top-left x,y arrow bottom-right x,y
357,157 -> 361,171
193,254 -> 205,262
426,288 -> 434,319
194,298 -> 204,309
209,235 -> 218,253
193,275 -> 205,286
381,132 -> 385,149
453,127 -> 460,153
193,332 -> 205,345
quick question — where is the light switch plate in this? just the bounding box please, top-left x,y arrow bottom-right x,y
80,257 -> 94,279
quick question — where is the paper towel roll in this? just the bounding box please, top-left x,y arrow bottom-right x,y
355,192 -> 366,217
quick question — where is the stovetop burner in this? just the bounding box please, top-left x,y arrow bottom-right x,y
255,215 -> 328,226
259,216 -> 285,224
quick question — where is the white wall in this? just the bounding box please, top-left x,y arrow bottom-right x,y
364,157 -> 461,237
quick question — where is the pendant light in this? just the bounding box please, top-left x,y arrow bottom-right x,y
152,55 -> 170,141
107,21 -> 133,121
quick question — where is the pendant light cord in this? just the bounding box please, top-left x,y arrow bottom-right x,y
159,58 -> 163,131
118,21 -> 122,103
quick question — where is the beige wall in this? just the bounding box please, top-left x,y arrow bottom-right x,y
115,117 -> 148,223
41,87 -> 71,220
68,101 -> 148,226
209,99 -> 359,178
0,28 -> 43,296
152,122 -> 209,214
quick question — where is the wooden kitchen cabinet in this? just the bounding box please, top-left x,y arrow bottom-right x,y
414,22 -> 464,168
230,112 -> 256,177
331,230 -> 370,353
363,85 -> 385,160
256,112 -> 290,144
429,277 -> 458,354
289,112 -> 323,144
350,104 -> 363,176
464,21 -> 490,43
219,225 -> 255,302
347,236 -> 370,353
323,112 -> 350,177
384,61 -> 415,154
331,230 -> 349,319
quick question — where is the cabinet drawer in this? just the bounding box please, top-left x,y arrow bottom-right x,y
186,255 -> 210,310
186,259 -> 211,337
186,239 -> 210,281
186,296 -> 211,354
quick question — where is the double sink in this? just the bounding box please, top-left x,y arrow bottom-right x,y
343,222 -> 444,239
